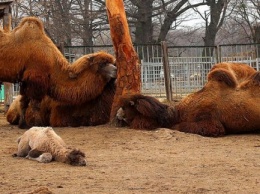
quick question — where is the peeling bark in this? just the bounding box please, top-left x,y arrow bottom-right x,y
106,0 -> 141,120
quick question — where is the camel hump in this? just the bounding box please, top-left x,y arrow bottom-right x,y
251,72 -> 260,86
241,71 -> 260,88
244,71 -> 260,88
207,68 -> 237,88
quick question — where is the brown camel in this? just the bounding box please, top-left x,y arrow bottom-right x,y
6,51 -> 117,128
1,16 -> 116,127
7,76 -> 116,127
116,63 -> 260,137
0,17 -> 116,103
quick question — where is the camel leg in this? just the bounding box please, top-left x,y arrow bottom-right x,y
27,149 -> 44,158
13,136 -> 31,157
25,99 -> 44,127
18,95 -> 30,129
178,119 -> 226,137
26,149 -> 53,163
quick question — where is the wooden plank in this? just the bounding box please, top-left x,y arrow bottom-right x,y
161,41 -> 173,101
2,2 -> 13,111
3,5 -> 11,32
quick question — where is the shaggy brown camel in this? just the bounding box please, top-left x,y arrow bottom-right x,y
0,17 -> 116,103
116,63 -> 260,137
6,52 -> 117,128
0,16 -> 116,127
7,76 -> 116,127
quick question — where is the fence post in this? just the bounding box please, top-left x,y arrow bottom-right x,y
216,45 -> 220,63
2,2 -> 13,111
58,41 -> 64,54
161,41 -> 172,101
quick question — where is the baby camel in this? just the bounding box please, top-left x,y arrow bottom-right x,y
13,127 -> 86,166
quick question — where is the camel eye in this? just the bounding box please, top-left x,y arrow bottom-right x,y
99,63 -> 106,68
129,101 -> 135,106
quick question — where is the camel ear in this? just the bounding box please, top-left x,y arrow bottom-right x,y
208,69 -> 237,88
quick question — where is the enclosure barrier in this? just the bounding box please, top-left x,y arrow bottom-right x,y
1,43 -> 260,103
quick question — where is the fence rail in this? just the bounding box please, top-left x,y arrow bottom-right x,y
1,43 -> 260,102
63,43 -> 260,99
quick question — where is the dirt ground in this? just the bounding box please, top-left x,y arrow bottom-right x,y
0,113 -> 259,194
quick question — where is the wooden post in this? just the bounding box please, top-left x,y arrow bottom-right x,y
58,41 -> 65,54
3,4 -> 11,32
161,41 -> 173,101
1,1 -> 13,111
106,0 -> 141,119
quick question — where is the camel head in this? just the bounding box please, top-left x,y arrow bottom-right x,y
67,149 -> 87,166
51,51 -> 117,105
68,51 -> 117,81
116,94 -> 176,130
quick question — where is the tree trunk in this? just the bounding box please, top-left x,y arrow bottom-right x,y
2,3 -> 13,111
134,0 -> 153,45
106,0 -> 141,120
202,0 -> 226,82
253,25 -> 260,57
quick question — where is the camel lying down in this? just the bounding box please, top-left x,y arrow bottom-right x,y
13,127 -> 87,166
116,63 -> 260,137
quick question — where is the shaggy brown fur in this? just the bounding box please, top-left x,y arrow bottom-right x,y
6,95 -> 46,128
48,78 -> 116,127
1,17 -> 116,127
6,95 -> 22,125
13,127 -> 87,166
116,94 -> 177,130
116,63 -> 260,137
207,62 -> 256,87
7,60 -> 116,127
25,78 -> 116,127
1,17 -> 116,103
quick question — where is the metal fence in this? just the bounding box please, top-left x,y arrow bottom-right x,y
138,45 -> 218,99
63,43 -> 260,100
1,43 -> 260,102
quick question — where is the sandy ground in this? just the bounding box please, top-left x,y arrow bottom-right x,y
0,113 -> 259,194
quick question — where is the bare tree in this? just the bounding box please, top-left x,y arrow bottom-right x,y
10,0 -> 238,48
12,0 -> 108,46
126,0 -> 208,44
193,0 -> 229,59
158,0 -> 208,42
229,0 -> 260,43
188,0 -> 229,83
202,0 -> 228,48
126,0 -> 154,44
